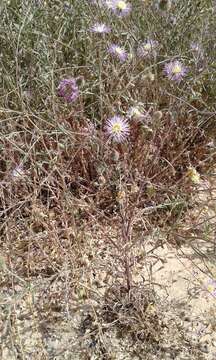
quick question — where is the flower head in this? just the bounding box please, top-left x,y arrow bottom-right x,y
152,110 -> 163,121
116,189 -> 126,203
127,105 -> 147,121
110,0 -> 132,16
105,115 -> 130,142
186,166 -> 200,184
164,60 -> 188,82
91,23 -> 111,34
157,0 -> 172,12
205,279 -> 216,297
108,44 -> 127,62
58,78 -> 79,103
137,40 -> 158,58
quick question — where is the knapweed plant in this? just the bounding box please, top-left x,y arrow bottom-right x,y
0,0 -> 216,356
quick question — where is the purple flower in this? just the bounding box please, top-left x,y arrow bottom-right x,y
105,115 -> 130,142
164,60 -> 188,82
108,44 -> 127,62
110,0 -> 132,17
137,40 -> 158,58
205,279 -> 216,297
58,78 -> 79,103
91,23 -> 111,34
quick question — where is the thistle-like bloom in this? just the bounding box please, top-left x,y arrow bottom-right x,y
110,0 -> 132,16
164,60 -> 188,82
116,189 -> 126,203
105,115 -> 130,142
205,279 -> 216,297
152,110 -> 163,121
108,44 -> 127,62
137,40 -> 158,58
186,166 -> 200,184
91,23 -> 111,34
157,0 -> 172,12
58,78 -> 79,103
127,105 -> 146,121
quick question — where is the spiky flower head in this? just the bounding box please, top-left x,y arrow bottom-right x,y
157,0 -> 172,11
105,115 -> 130,142
110,0 -> 132,16
143,72 -> 155,82
164,60 -> 188,82
108,44 -> 127,62
152,110 -> 163,121
127,105 -> 146,121
186,166 -> 200,184
91,23 -> 111,34
58,78 -> 79,103
137,40 -> 158,58
116,189 -> 126,203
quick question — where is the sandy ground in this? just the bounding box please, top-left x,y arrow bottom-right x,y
1,238 -> 216,360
